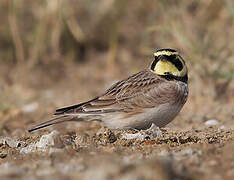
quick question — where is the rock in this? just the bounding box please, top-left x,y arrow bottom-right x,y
205,120 -> 219,127
36,130 -> 60,151
218,125 -> 225,131
22,102 -> 39,113
0,137 -> 22,148
0,152 -> 7,159
20,143 -> 36,154
20,130 -> 63,154
123,132 -> 147,141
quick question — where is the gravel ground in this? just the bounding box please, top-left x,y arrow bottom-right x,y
0,60 -> 234,180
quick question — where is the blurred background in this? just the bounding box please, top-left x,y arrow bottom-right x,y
0,0 -> 234,134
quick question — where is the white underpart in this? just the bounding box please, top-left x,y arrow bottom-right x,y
102,102 -> 183,129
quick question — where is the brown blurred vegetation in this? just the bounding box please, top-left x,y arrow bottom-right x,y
1,1 -> 233,68
0,0 -> 234,132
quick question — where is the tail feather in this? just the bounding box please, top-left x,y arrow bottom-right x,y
28,96 -> 117,132
28,115 -> 76,133
54,97 -> 99,115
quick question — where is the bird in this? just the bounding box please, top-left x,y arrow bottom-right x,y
28,48 -> 188,132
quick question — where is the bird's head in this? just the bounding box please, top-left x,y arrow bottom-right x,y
150,49 -> 188,83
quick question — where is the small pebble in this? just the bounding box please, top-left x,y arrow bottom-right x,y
0,153 -> 7,159
22,102 -> 39,113
0,137 -> 22,148
20,130 -> 62,154
123,132 -> 147,141
205,120 -> 219,127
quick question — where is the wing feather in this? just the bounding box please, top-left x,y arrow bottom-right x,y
28,69 -> 176,132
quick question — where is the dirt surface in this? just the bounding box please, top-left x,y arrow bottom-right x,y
0,61 -> 233,180
0,123 -> 234,180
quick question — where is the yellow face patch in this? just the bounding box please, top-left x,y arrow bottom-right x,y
152,59 -> 187,77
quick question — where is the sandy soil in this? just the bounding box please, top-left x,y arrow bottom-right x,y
0,60 -> 233,180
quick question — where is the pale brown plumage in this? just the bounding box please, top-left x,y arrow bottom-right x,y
28,49 -> 188,132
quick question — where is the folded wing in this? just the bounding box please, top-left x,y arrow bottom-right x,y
28,70 -> 171,132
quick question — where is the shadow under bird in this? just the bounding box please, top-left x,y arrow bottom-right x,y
28,48 -> 188,132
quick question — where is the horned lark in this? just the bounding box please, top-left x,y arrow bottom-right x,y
29,49 -> 188,132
